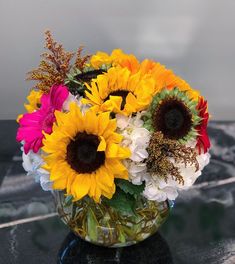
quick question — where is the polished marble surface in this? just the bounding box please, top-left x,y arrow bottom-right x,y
0,121 -> 235,263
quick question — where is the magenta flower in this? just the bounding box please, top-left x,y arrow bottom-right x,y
17,84 -> 69,154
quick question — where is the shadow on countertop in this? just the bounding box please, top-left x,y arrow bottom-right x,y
57,231 -> 173,264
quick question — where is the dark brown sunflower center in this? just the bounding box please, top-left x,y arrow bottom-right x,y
66,132 -> 105,173
105,90 -> 129,110
75,69 -> 105,84
153,98 -> 192,140
164,108 -> 184,130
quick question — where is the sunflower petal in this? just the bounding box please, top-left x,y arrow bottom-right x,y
97,136 -> 106,151
72,174 -> 91,201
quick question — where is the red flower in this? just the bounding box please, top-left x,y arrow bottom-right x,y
195,97 -> 210,154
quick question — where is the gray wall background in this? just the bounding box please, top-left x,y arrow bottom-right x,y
0,0 -> 234,120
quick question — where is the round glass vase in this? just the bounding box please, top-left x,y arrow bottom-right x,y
53,191 -> 171,248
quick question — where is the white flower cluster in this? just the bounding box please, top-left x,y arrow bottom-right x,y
116,112 -> 151,185
117,113 -> 211,203
143,151 -> 210,202
63,93 -> 90,113
22,148 -> 52,191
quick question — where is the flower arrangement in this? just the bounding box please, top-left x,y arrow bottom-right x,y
16,31 -> 210,247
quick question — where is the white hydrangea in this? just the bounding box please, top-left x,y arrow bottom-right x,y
143,178 -> 179,202
129,128 -> 150,162
123,160 -> 149,185
143,152 -> 211,202
116,112 -> 150,184
63,93 -> 90,113
22,148 -> 53,191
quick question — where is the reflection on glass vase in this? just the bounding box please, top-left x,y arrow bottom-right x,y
53,190 -> 171,248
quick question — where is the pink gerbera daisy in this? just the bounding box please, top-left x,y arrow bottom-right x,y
16,84 -> 69,154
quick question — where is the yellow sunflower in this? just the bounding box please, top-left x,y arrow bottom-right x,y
168,74 -> 200,101
90,51 -> 113,69
140,59 -> 200,101
42,103 -> 130,202
90,50 -> 199,101
17,89 -> 43,122
24,89 -> 43,112
82,67 -> 156,116
90,49 -> 140,74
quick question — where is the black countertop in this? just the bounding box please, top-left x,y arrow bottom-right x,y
0,121 -> 235,264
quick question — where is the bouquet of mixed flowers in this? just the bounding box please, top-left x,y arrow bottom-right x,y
16,31 -> 210,245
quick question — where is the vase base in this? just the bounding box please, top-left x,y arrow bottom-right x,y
58,232 -> 173,263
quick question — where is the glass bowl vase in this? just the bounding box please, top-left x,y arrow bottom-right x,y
53,190 -> 171,248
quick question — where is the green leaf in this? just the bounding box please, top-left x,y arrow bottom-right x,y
64,195 -> 73,207
103,187 -> 136,216
117,227 -> 126,243
66,80 -> 86,96
115,179 -> 145,199
87,207 -> 98,242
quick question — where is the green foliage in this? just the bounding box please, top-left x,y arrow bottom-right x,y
103,180 -> 145,215
65,68 -> 86,96
64,195 -> 73,207
116,179 -> 145,199
87,207 -> 98,241
64,181 -> 146,217
103,187 -> 136,216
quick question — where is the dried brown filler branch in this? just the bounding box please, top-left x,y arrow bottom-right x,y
27,30 -> 75,93
146,131 -> 199,185
74,46 -> 91,71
